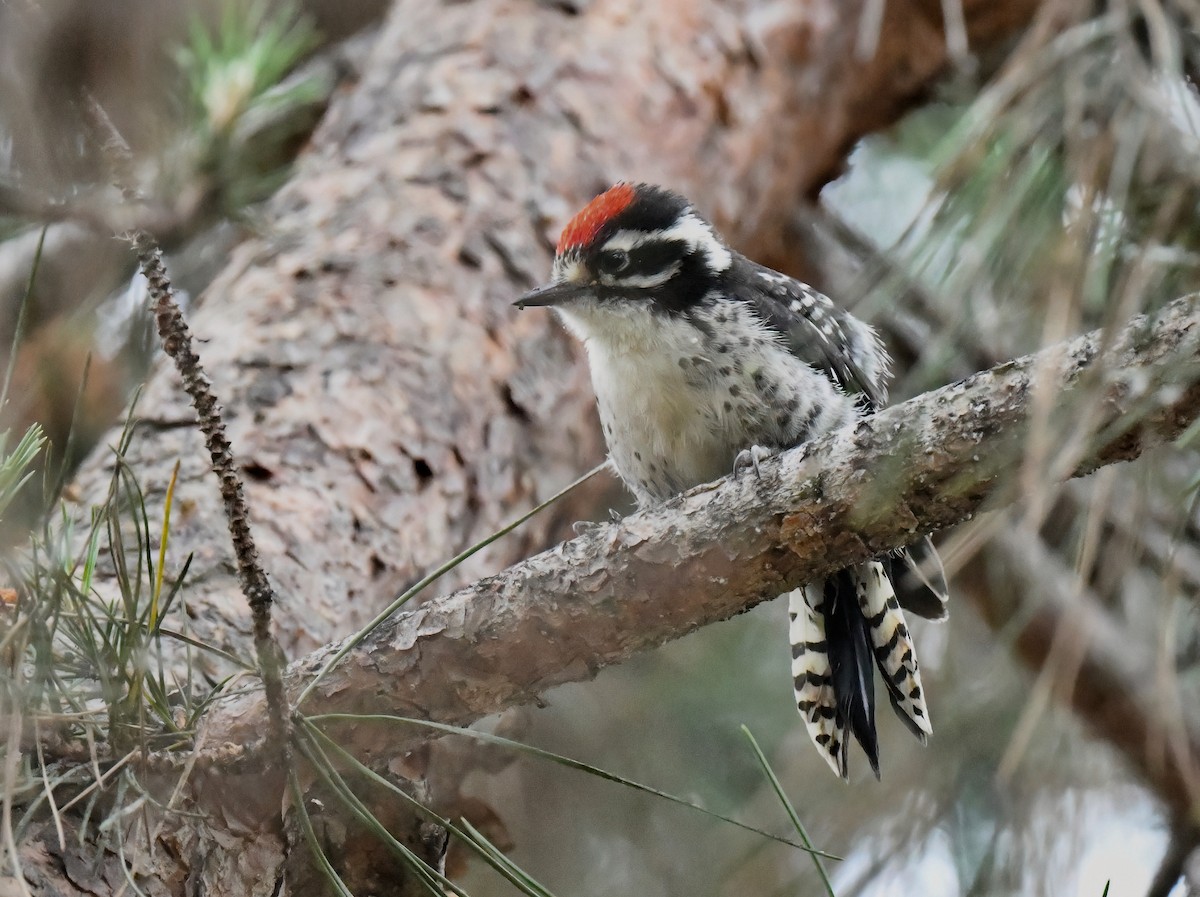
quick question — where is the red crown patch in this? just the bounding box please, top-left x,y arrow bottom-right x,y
556,183 -> 637,255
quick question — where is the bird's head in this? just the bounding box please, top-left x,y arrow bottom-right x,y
514,183 -> 732,318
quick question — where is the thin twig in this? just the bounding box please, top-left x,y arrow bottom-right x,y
1146,823 -> 1200,897
33,719 -> 66,851
81,96 -> 290,763
56,748 -> 137,816
2,678 -> 33,897
0,225 -> 45,416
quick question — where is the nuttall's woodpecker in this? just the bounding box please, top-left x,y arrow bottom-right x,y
515,182 -> 949,780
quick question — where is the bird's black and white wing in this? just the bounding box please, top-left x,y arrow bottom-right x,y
732,256 -> 950,620
731,258 -> 891,411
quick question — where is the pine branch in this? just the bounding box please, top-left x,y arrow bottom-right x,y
202,295 -> 1200,757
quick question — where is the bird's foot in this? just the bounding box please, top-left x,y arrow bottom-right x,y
572,509 -> 622,536
733,444 -> 772,480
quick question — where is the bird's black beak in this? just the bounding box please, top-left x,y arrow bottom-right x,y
513,281 -> 592,309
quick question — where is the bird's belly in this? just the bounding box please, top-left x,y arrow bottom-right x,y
590,355 -> 759,504
605,407 -> 735,504
573,307 -> 858,506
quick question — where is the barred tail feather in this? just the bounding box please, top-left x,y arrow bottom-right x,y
852,561 -> 932,740
790,563 -> 934,780
788,587 -> 847,779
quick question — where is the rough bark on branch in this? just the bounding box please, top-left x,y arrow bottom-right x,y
205,296 -> 1200,755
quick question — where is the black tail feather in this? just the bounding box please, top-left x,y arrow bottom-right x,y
822,570 -> 880,780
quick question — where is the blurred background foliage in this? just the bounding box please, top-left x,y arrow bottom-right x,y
1,0 -> 1199,895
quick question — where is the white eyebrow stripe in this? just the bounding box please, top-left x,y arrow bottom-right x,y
599,262 -> 681,288
600,213 -> 732,272
659,212 -> 732,271
601,230 -> 648,253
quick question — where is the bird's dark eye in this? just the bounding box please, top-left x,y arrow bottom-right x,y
597,249 -> 631,275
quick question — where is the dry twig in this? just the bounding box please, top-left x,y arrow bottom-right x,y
82,97 -> 289,762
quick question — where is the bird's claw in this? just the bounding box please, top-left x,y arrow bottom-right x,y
572,509 -> 622,536
733,444 -> 772,480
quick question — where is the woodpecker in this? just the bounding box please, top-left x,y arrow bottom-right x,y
515,182 -> 948,780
